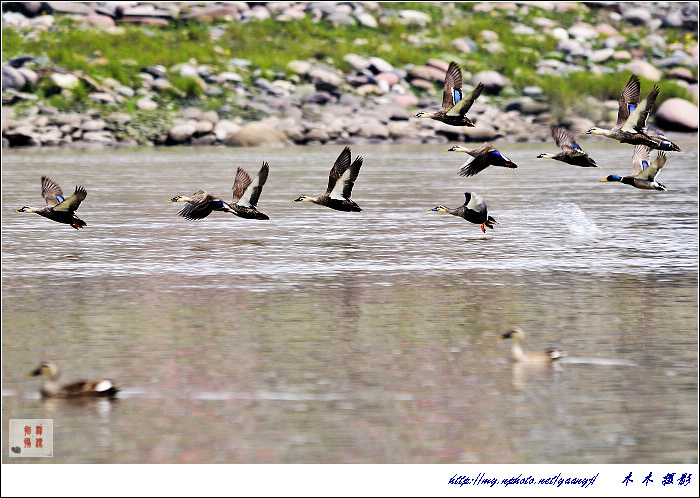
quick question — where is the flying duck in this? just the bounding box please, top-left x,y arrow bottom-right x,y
412,62 -> 484,127
171,162 -> 271,220
446,143 -> 518,177
500,328 -> 564,364
15,176 -> 87,229
170,190 -> 235,220
29,360 -> 119,398
600,144 -> 667,190
229,162 -> 270,220
429,191 -> 498,232
582,76 -> 681,152
293,146 -> 363,212
536,126 -> 598,167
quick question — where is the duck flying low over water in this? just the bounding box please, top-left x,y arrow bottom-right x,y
230,162 -> 270,220
29,360 -> 119,398
500,328 -> 564,364
412,62 -> 484,127
293,146 -> 363,212
170,190 -> 236,220
536,126 -> 597,167
447,143 -> 518,177
582,76 -> 681,152
600,144 -> 667,191
429,191 -> 498,233
15,176 -> 87,229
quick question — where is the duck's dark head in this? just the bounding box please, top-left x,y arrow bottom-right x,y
446,145 -> 468,153
429,205 -> 450,213
293,195 -> 314,203
15,205 -> 33,213
412,111 -> 429,119
501,328 -> 524,340
600,175 -> 622,183
29,360 -> 58,379
169,196 -> 183,203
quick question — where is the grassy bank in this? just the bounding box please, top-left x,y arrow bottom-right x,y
2,2 -> 697,119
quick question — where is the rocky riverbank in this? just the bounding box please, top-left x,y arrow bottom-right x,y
2,1 -> 698,149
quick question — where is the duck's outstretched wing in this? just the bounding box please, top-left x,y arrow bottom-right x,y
615,75 -> 641,130
446,82 -> 484,117
622,86 -> 658,134
330,157 -> 363,200
177,191 -> 219,220
636,150 -> 666,181
53,185 -> 87,212
440,62 -> 464,112
41,176 -> 65,208
458,143 -> 516,177
231,167 -> 252,204
325,147 -> 352,195
631,144 -> 651,176
464,191 -> 488,216
552,126 -> 581,152
236,162 -> 269,208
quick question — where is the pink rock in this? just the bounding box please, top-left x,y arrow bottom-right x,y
356,84 -> 382,96
596,23 -> 619,36
85,14 -> 115,27
666,67 -> 696,82
426,59 -> 449,72
410,78 -> 434,90
375,72 -> 399,86
393,94 -> 419,107
624,60 -> 661,81
655,98 -> 698,131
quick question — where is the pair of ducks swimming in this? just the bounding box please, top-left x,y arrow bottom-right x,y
29,328 -> 560,398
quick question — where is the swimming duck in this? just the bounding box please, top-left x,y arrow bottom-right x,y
29,360 -> 119,398
229,162 -> 270,220
293,146 -> 363,212
600,144 -> 667,191
500,328 -> 564,364
412,62 -> 484,127
446,143 -> 518,177
582,77 -> 681,152
15,176 -> 87,229
429,191 -> 498,233
535,126 -> 598,167
170,190 -> 235,220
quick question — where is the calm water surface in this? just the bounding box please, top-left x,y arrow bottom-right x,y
2,141 -> 697,463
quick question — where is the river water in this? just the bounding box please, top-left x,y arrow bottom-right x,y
2,140 -> 697,464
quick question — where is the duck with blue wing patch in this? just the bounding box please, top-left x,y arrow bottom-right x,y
536,126 -> 598,167
293,146 -> 363,212
170,189 -> 235,220
600,144 -> 667,191
446,143 -> 518,177
412,62 -> 484,127
15,176 -> 87,229
430,191 -> 498,233
582,76 -> 681,152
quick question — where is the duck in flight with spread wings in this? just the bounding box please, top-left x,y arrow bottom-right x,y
412,61 -> 484,127
293,147 -> 363,212
15,176 -> 87,229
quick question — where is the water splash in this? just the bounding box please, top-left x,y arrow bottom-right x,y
555,202 -> 604,235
